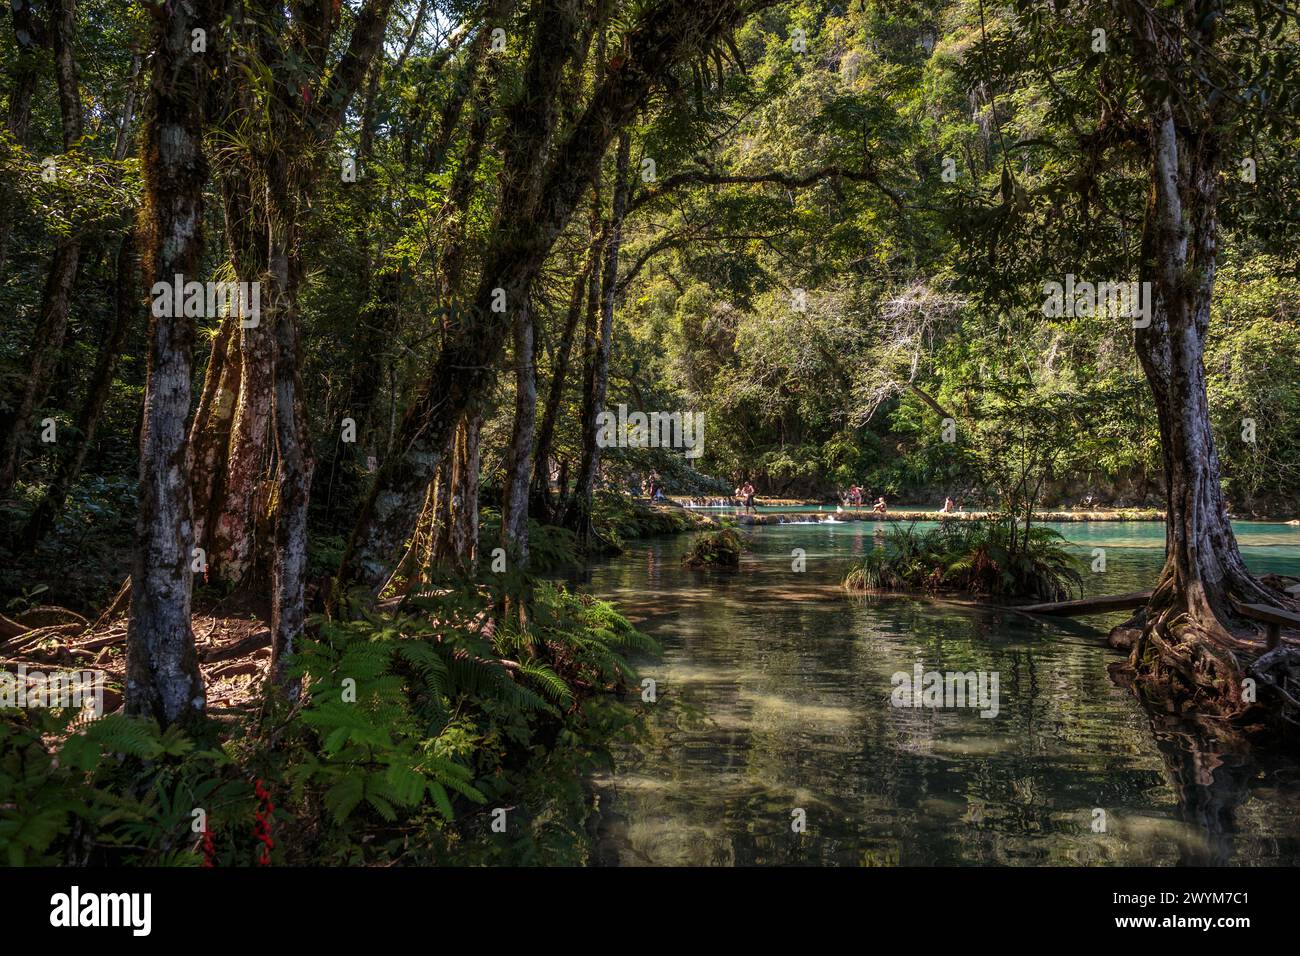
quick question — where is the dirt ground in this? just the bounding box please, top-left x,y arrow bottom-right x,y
1,593 -> 274,717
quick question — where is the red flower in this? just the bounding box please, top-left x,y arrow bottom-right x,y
201,822 -> 216,868
253,778 -> 274,866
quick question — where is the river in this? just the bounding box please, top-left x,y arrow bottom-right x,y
581,519 -> 1300,866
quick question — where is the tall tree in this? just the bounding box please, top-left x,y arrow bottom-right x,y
1111,0 -> 1300,714
126,0 -> 222,727
566,130 -> 631,544
21,229 -> 140,546
0,0 -> 47,277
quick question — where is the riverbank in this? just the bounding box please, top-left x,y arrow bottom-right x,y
730,508 -> 1165,524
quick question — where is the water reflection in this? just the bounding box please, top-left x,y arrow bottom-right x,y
581,521 -> 1300,866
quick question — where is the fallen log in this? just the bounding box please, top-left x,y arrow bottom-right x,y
0,613 -> 30,641
200,631 -> 271,663
13,605 -> 90,629
1233,600 -> 1300,651
1016,590 -> 1154,616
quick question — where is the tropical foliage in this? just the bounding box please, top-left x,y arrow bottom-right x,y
843,518 -> 1083,603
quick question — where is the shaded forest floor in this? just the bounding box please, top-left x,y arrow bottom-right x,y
1,593 -> 273,718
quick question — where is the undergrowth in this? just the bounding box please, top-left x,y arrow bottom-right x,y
0,580 -> 657,866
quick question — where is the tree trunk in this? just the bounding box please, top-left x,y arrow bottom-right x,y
567,131 -> 631,544
209,169 -> 275,586
565,230 -> 609,538
0,240 -> 81,493
209,314 -> 274,586
502,304 -> 537,564
186,166 -> 275,587
428,410 -> 481,573
189,313 -> 241,551
125,0 -> 218,727
449,411 -> 482,569
267,201 -> 314,690
424,0 -> 515,174
0,0 -> 47,278
113,51 -> 144,162
532,229 -> 600,522
1113,1 -> 1299,722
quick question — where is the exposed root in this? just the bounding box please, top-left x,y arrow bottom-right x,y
1111,573 -> 1300,735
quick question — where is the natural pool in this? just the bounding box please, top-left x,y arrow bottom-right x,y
581,521 -> 1300,866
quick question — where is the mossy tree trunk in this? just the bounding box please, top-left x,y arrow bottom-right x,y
126,0 -> 221,727
567,131 -> 631,545
531,238 -> 599,522
1114,0 -> 1299,721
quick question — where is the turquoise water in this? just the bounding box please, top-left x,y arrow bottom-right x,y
584,521 -> 1300,866
683,503 -> 929,513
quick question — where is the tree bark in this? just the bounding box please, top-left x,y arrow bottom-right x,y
209,309 -> 273,586
566,131 -> 631,544
113,51 -> 144,162
207,170 -> 274,587
1113,0 -> 1298,720
428,410 -> 481,572
531,241 -> 598,520
126,0 -> 219,727
449,410 -> 482,568
189,313 -> 241,551
267,194 -> 314,690
502,303 -> 537,563
0,0 -> 47,278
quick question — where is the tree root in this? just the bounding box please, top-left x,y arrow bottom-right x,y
1112,582 -> 1300,737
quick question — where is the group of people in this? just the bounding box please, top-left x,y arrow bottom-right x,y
842,483 -> 888,513
672,479 -> 966,517
644,471 -> 667,502
681,479 -> 759,513
840,486 -> 965,514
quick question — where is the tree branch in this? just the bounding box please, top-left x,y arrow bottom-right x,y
626,159 -> 905,215
313,0 -> 396,140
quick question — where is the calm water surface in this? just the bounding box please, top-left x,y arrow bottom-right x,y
582,521 -> 1300,866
